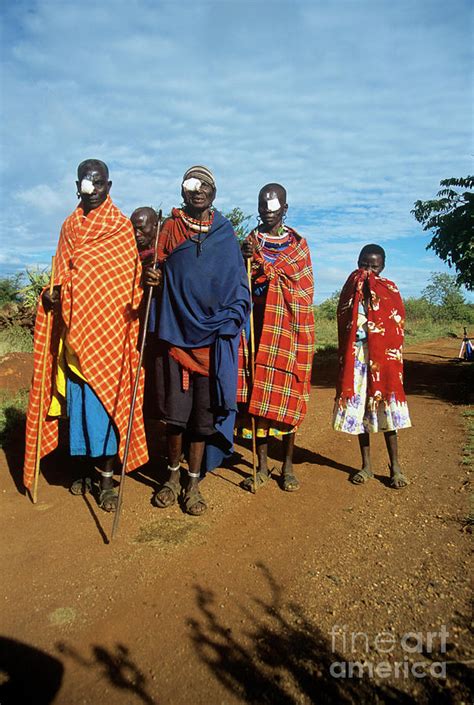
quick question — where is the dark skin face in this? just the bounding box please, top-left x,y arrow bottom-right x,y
242,185 -> 288,258
76,165 -> 112,215
258,186 -> 288,234
43,163 -> 111,311
131,208 -> 158,251
181,179 -> 215,220
358,253 -> 385,275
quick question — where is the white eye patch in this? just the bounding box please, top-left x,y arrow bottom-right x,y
80,179 -> 95,194
266,197 -> 281,212
182,177 -> 202,192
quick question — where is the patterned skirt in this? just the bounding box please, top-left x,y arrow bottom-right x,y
333,343 -> 411,435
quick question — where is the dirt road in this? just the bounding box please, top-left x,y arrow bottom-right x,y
0,338 -> 472,704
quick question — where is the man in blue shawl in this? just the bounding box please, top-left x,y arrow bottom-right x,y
145,166 -> 250,515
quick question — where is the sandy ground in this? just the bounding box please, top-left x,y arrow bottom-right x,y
0,338 -> 472,705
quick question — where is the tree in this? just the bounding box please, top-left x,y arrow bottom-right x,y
412,176 -> 474,290
317,290 -> 340,319
225,207 -> 253,242
421,272 -> 469,321
0,274 -> 22,307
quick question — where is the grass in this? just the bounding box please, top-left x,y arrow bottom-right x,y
404,318 -> 465,346
0,388 -> 29,447
313,315 -> 337,352
0,325 -> 33,356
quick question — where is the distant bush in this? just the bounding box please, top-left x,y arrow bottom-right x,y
0,325 -> 34,356
0,274 -> 22,307
316,290 -> 340,320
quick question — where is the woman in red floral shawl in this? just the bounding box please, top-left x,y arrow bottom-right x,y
333,244 -> 410,488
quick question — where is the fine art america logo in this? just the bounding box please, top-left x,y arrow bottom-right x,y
329,625 -> 449,679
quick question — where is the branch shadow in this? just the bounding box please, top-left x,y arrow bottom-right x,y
56,641 -> 157,705
187,563 -> 471,704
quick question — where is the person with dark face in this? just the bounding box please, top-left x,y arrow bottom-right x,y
131,207 -> 160,262
145,166 -> 250,516
239,183 -> 314,492
23,160 -> 148,511
333,244 -> 410,488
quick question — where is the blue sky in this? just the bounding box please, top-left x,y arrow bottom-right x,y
1,0 -> 472,301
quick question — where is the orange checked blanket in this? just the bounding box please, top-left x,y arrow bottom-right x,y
23,196 -> 148,489
237,230 -> 315,427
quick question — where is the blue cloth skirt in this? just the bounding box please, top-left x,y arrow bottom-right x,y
67,375 -> 118,457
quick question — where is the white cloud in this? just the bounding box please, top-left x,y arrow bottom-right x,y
16,184 -> 65,214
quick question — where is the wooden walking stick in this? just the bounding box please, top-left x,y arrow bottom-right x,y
111,210 -> 163,540
246,256 -> 258,494
32,255 -> 56,504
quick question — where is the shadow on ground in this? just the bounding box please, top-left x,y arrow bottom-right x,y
187,564 -> 471,705
56,641 -> 157,705
403,357 -> 473,405
0,636 -> 63,705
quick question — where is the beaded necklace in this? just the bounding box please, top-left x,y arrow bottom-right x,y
179,208 -> 215,256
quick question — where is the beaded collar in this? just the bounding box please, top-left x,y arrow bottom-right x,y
178,208 -> 215,233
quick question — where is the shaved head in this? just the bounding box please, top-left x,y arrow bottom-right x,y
131,206 -> 158,225
259,183 -> 287,203
258,182 -> 288,231
77,159 -> 109,180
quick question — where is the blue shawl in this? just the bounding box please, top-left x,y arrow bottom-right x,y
158,210 -> 250,472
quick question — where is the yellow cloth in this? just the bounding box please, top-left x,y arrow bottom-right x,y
48,335 -> 86,417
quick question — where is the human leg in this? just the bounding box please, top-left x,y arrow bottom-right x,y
67,374 -> 120,509
384,430 -> 408,488
182,433 -> 207,516
97,455 -> 119,512
280,432 -> 299,491
241,422 -> 271,491
153,424 -> 183,508
352,432 -> 374,484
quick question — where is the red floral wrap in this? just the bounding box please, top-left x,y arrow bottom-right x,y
336,269 -> 406,404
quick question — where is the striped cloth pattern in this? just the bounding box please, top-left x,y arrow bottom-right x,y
23,195 -> 148,489
238,229 -> 315,426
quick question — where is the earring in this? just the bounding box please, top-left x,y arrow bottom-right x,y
76,191 -> 81,199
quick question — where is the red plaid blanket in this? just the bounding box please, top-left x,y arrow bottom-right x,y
336,269 -> 407,403
237,229 -> 315,426
24,196 -> 148,488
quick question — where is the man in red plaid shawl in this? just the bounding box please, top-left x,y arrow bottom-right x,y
24,160 -> 147,511
239,183 -> 314,492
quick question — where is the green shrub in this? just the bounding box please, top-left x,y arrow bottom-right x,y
0,325 -> 34,356
0,274 -> 22,307
0,388 -> 29,447
18,267 -> 51,309
316,290 -> 340,320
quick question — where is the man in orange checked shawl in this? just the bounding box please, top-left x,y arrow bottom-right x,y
24,159 -> 148,511
239,183 -> 314,492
